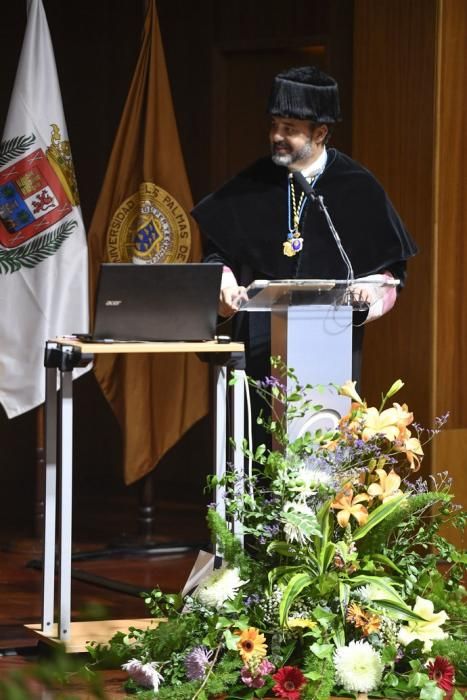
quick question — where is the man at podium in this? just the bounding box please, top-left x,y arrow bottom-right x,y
192,65 -> 418,384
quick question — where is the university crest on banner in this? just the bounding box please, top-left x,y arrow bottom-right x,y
0,126 -> 78,273
106,182 -> 191,263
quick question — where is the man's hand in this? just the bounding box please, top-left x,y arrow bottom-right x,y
350,272 -> 397,322
219,285 -> 248,317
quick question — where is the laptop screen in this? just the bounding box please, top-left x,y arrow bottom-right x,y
91,263 -> 222,342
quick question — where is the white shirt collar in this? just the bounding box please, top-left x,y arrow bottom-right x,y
300,147 -> 327,179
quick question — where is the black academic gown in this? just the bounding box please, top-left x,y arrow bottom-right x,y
192,149 -> 418,383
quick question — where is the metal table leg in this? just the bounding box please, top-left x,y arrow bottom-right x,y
41,366 -> 58,634
231,370 -> 245,545
58,370 -> 73,640
214,366 -> 227,539
213,366 -> 245,548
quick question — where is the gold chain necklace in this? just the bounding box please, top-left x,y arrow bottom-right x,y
283,174 -> 306,257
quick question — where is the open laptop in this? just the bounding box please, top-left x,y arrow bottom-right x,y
81,263 -> 222,342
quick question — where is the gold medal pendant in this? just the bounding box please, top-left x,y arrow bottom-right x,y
283,240 -> 295,257
283,232 -> 304,257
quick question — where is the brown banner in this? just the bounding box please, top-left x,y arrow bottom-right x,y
87,0 -> 208,484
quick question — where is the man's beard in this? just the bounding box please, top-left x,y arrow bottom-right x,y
271,140 -> 313,167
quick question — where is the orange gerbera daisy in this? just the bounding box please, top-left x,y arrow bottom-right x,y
346,602 -> 367,627
363,614 -> 382,635
236,627 -> 267,662
346,602 -> 381,636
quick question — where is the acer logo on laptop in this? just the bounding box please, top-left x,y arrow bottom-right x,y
104,299 -> 122,306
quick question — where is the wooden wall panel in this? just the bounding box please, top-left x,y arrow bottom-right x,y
432,0 -> 467,535
354,0 -> 467,529
353,0 -> 437,434
434,0 -> 467,426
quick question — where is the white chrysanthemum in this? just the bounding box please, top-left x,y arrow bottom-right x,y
122,658 -> 163,690
194,566 -> 247,609
303,466 -> 333,486
334,640 -> 384,693
288,468 -> 332,500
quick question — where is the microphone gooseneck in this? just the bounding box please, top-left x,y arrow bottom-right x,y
292,170 -> 354,283
292,170 -> 318,201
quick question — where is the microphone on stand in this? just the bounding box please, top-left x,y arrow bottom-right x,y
292,170 -> 319,202
292,170 -> 354,283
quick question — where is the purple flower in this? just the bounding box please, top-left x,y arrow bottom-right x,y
395,645 -> 405,662
241,658 -> 275,688
245,593 -> 261,606
258,522 -> 281,544
408,476 -> 429,493
259,376 -> 287,392
263,523 -> 280,537
435,412 -> 450,428
184,645 -> 213,680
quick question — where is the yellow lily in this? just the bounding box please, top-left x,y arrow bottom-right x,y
384,379 -> 405,399
367,468 -> 403,502
339,380 -> 364,405
398,596 -> 448,652
361,403 -> 413,443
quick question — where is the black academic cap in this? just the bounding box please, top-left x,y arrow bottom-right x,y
268,66 -> 342,123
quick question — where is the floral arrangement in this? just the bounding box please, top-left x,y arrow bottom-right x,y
88,360 -> 467,700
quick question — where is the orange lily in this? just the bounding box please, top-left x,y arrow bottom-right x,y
391,402 -> 414,430
398,435 -> 424,471
330,486 -> 369,527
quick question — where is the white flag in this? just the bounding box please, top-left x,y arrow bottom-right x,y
0,0 -> 89,418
